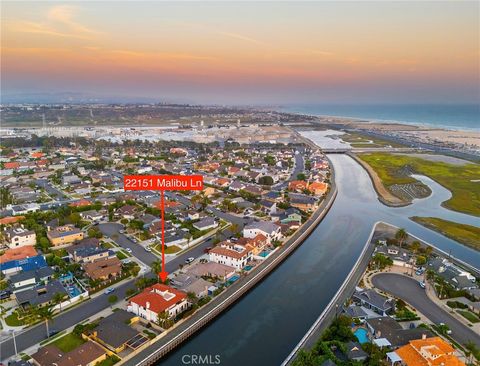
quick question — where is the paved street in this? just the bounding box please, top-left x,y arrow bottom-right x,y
273,150 -> 304,190
371,273 -> 480,347
98,223 -> 158,266
35,179 -> 67,200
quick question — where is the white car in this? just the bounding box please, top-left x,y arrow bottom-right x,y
185,257 -> 195,264
125,248 -> 133,254
145,246 -> 152,252
104,288 -> 115,295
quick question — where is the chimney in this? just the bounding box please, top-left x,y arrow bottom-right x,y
146,301 -> 150,309
422,333 -> 427,340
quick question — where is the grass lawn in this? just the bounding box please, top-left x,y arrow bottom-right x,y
5,312 -> 25,326
411,217 -> 480,250
358,153 -> 480,216
95,355 -> 120,366
164,245 -> 181,254
457,310 -> 480,323
52,332 -> 86,352
116,251 -> 128,260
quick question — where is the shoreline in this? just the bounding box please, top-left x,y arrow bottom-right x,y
279,106 -> 480,133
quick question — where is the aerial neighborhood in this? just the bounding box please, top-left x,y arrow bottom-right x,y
0,135 -> 331,365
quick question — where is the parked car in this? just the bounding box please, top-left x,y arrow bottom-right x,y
104,287 -> 115,295
48,329 -> 59,338
204,246 -> 212,253
419,281 -> 426,289
145,246 -> 152,252
185,257 -> 195,264
125,248 -> 133,253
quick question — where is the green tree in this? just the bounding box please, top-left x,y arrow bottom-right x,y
296,173 -> 306,181
52,292 -> 66,312
151,260 -> 162,282
395,228 -> 408,248
36,306 -> 54,338
108,295 -> 118,308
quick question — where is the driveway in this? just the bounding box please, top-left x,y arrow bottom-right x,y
371,273 -> 480,347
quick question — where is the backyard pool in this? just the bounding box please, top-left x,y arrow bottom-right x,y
354,328 -> 369,344
258,250 -> 271,258
243,265 -> 253,271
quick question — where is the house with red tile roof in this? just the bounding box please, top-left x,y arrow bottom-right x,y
128,284 -> 189,322
308,181 -> 328,196
288,180 -> 308,192
395,336 -> 465,366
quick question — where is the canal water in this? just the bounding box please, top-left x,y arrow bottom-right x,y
160,141 -> 479,366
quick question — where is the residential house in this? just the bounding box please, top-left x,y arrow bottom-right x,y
0,246 -> 47,275
209,241 -> 252,269
128,283 -> 189,322
395,336 -> 465,366
243,221 -> 283,244
289,193 -> 317,211
288,180 -> 308,192
15,280 -> 68,308
366,317 -> 434,348
10,267 -> 54,293
47,225 -> 84,246
193,217 -> 218,231
308,181 -> 328,196
238,234 -> 269,255
30,341 -> 107,366
79,210 -> 105,222
83,257 -> 122,281
88,310 -> 145,353
353,289 -> 394,316
185,262 -> 236,281
4,227 -> 36,248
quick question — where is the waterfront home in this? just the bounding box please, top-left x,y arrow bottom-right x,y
128,284 -> 189,322
30,340 -> 107,366
289,193 -> 317,211
375,245 -> 413,268
47,224 -> 84,246
238,233 -> 269,256
4,226 -> 36,248
170,274 -> 211,298
88,310 -> 145,353
243,221 -> 283,244
345,341 -> 368,362
365,317 -> 434,348
353,288 -> 394,316
186,262 -> 236,281
308,181 -> 328,196
209,241 -> 252,269
395,336 -> 465,366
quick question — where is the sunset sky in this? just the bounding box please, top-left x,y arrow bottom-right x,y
2,1 -> 479,104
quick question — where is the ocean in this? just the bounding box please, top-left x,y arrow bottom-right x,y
282,104 -> 480,131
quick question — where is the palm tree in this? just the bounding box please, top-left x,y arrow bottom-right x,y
52,292 -> 66,313
36,306 -> 54,338
410,240 -> 421,276
395,228 -> 408,248
151,260 -> 162,282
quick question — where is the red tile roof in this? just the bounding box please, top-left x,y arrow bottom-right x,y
0,245 -> 38,264
130,284 -> 187,314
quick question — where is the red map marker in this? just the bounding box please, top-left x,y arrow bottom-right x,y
124,175 -> 204,283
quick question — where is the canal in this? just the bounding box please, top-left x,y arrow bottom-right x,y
159,149 -> 479,366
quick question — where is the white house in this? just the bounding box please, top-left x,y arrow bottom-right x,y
128,284 -> 189,322
209,241 -> 252,270
243,221 -> 283,244
4,227 -> 36,248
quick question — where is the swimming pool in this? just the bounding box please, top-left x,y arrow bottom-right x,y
228,275 -> 240,284
258,250 -> 270,258
354,328 -> 369,344
243,265 -> 253,271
